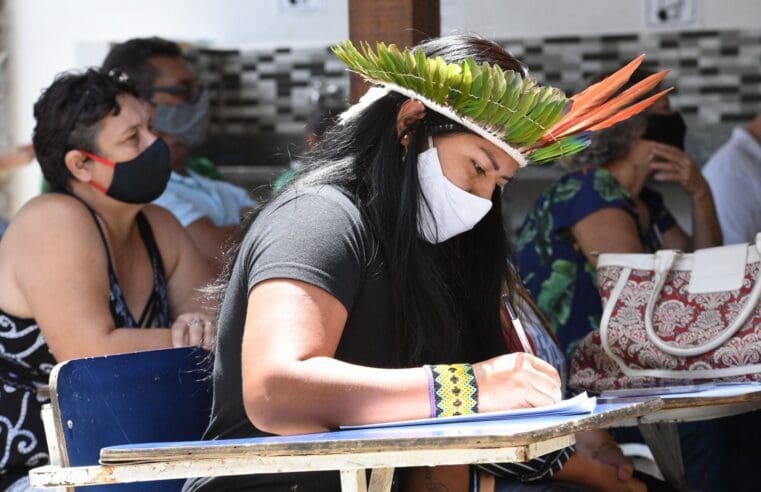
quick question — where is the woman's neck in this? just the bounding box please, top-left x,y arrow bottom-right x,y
605,155 -> 649,198
68,183 -> 142,245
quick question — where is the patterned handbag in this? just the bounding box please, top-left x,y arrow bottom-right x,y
570,233 -> 761,392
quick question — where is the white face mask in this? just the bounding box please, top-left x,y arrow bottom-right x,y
416,137 -> 493,243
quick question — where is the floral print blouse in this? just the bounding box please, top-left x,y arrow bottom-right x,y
514,168 -> 677,359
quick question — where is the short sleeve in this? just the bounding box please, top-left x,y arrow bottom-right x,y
550,169 -> 633,231
704,164 -> 759,245
240,188 -> 369,312
153,190 -> 206,227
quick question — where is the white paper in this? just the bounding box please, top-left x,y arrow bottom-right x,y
340,393 -> 596,430
601,382 -> 761,400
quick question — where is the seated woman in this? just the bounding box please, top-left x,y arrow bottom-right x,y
515,69 -> 725,490
515,68 -> 721,358
184,36 -> 663,492
0,69 -> 216,490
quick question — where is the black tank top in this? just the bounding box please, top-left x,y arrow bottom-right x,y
0,200 -> 171,486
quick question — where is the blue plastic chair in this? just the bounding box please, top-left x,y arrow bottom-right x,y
47,347 -> 212,491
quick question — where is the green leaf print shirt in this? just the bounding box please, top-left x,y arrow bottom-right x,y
514,168 -> 676,359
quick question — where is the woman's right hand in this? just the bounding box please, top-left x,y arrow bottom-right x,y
170,312 -> 216,351
473,352 -> 562,413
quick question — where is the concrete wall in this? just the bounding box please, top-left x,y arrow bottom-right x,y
443,0 -> 761,38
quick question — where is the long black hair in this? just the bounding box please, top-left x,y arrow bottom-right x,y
217,35 -> 527,367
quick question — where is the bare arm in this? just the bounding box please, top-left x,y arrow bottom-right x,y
554,452 -> 645,492
186,217 -> 238,275
571,208 -> 644,267
11,199 -> 175,361
686,188 -> 723,250
144,206 -> 215,316
0,144 -> 34,170
650,143 -> 723,250
242,279 -> 562,436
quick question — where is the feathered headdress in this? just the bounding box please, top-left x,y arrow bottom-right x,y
333,40 -> 671,166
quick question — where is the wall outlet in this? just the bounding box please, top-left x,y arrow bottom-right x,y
278,0 -> 326,13
645,0 -> 699,28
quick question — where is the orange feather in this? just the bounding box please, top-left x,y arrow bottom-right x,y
562,55 -> 646,119
552,70 -> 672,138
586,88 -> 673,132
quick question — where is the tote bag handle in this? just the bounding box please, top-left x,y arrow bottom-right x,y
644,235 -> 761,357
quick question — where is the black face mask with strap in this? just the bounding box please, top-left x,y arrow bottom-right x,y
643,111 -> 687,150
82,138 -> 172,204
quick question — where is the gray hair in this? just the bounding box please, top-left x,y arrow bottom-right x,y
558,66 -> 661,171
559,114 -> 646,171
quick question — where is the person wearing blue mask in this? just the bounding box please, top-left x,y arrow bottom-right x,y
103,37 -> 255,273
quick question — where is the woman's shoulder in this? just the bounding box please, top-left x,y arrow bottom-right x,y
243,185 -> 370,252
260,185 -> 364,229
0,194 -> 106,286
268,184 -> 358,212
9,193 -> 96,237
141,204 -> 195,266
142,203 -> 184,229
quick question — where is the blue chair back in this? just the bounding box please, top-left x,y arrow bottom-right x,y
49,347 -> 212,491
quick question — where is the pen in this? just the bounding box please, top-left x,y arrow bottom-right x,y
503,295 -> 534,355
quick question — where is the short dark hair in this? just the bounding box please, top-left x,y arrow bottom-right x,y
102,37 -> 183,96
32,68 -> 138,192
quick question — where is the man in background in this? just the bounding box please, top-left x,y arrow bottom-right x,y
703,111 -> 761,244
103,37 -> 255,272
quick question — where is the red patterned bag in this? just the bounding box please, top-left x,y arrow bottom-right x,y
570,233 -> 761,392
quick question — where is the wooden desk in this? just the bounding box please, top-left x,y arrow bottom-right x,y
602,387 -> 761,491
30,399 -> 661,492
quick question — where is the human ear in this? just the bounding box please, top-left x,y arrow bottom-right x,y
396,99 -> 427,147
64,149 -> 94,183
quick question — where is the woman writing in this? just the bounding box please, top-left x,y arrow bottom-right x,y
186,36 -> 663,491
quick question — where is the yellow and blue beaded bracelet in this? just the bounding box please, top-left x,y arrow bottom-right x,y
425,363 -> 479,418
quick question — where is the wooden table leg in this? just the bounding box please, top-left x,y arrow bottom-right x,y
341,469 -> 368,492
368,467 -> 395,492
639,422 -> 688,492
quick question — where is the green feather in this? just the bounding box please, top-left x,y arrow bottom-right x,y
482,66 -> 508,126
331,40 -> 600,165
494,72 -> 523,127
444,63 -> 463,102
453,58 -> 476,109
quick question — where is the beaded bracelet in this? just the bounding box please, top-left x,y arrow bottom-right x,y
426,363 -> 479,417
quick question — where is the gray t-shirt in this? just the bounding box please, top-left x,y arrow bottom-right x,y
184,185 -> 392,491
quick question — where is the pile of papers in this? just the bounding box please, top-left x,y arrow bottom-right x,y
341,392 -> 596,430
600,381 -> 761,399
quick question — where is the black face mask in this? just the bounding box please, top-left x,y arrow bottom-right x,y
643,112 -> 687,150
82,138 -> 172,204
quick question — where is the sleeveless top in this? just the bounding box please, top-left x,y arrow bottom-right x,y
0,201 -> 171,487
